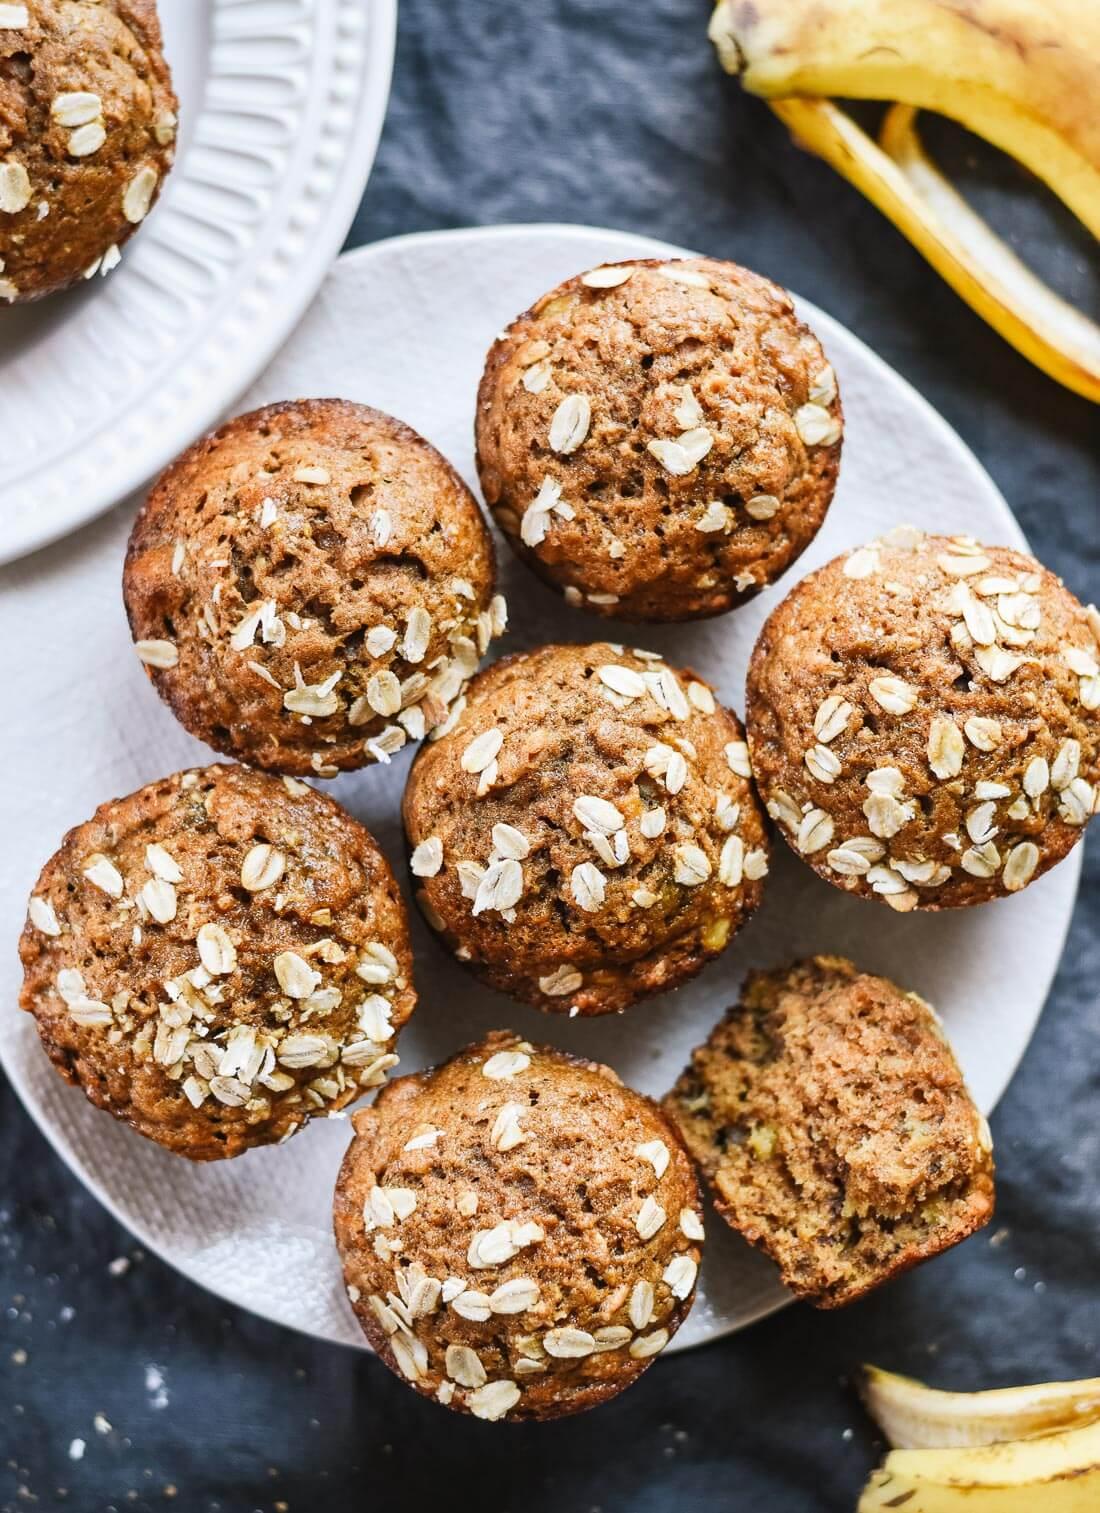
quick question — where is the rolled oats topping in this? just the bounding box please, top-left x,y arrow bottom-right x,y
135,638 -> 179,669
537,965 -> 582,998
121,164 -> 158,223
409,836 -> 444,878
482,1048 -> 531,1081
804,743 -> 841,783
635,1139 -> 670,1178
28,896 -> 61,936
635,1195 -> 667,1239
548,393 -> 592,454
196,922 -> 237,977
0,159 -> 31,213
680,1208 -> 706,1242
580,263 -> 634,288
647,427 -> 714,477
82,853 -> 124,898
67,120 -> 107,157
139,876 -> 177,924
461,727 -> 504,774
239,843 -> 286,893
794,403 -> 841,447
471,858 -> 524,917
747,531 -> 1098,908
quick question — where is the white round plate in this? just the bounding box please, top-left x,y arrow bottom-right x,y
0,225 -> 1081,1356
0,0 -> 396,566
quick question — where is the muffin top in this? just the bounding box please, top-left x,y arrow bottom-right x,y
475,256 -> 841,622
123,400 -> 504,777
334,1032 -> 705,1421
665,956 -> 995,1307
0,0 -> 177,303
746,529 -> 1100,909
402,642 -> 769,1015
19,764 -> 417,1159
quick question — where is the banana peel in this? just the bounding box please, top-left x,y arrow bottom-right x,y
769,97 -> 1100,402
708,0 -> 1100,402
860,1364 -> 1100,1449
858,1419 -> 1100,1511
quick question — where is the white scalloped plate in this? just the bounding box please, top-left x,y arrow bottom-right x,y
0,226 -> 1081,1359
0,0 -> 396,566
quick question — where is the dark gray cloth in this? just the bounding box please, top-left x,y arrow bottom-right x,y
2,2 -> 1098,1509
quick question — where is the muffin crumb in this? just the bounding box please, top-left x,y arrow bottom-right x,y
665,956 -> 995,1307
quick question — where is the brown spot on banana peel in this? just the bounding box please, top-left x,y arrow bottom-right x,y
945,1 -> 1030,63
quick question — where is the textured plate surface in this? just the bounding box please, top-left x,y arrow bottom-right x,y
0,225 -> 1081,1356
0,0 -> 396,565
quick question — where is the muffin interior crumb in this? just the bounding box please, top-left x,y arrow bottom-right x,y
666,956 -> 995,1306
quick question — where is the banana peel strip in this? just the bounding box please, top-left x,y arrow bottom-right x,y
859,1418 -> 1100,1512
768,98 -> 1100,403
860,1364 -> 1100,1450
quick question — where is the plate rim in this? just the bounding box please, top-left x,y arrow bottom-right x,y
0,0 -> 399,568
2,220 -> 1082,1355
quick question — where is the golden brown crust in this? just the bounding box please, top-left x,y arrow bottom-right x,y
123,399 -> 504,777
333,1031 -> 705,1420
0,0 -> 177,303
475,257 -> 841,622
402,641 -> 769,1016
19,764 -> 416,1159
664,956 -> 995,1308
745,529 -> 1100,909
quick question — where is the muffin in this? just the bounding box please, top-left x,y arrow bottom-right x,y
746,528 -> 1100,909
0,0 -> 177,304
475,256 -> 841,621
19,764 -> 416,1159
402,642 -> 769,1016
123,400 -> 505,777
665,957 -> 995,1307
334,1032 -> 705,1420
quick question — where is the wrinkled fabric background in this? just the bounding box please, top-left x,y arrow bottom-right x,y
2,2 -> 1098,1510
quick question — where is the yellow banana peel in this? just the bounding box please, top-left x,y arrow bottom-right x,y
860,1364 -> 1100,1449
858,1369 -> 1100,1510
859,1418 -> 1100,1511
708,0 -> 1100,403
770,98 -> 1100,403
